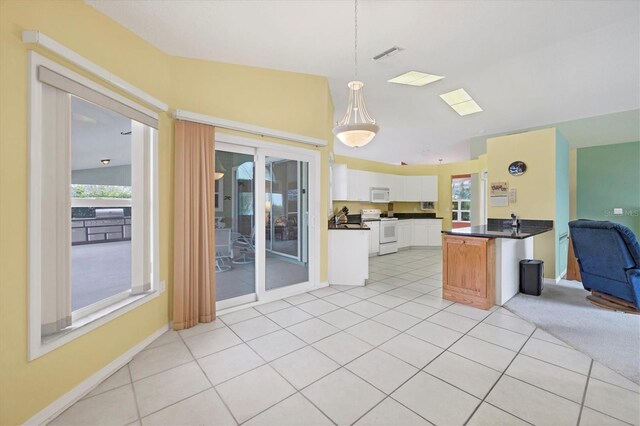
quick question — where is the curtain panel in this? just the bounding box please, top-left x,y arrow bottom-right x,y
173,120 -> 216,330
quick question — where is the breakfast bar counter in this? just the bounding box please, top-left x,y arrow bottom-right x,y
441,219 -> 553,308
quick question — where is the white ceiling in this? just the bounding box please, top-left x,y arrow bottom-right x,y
86,0 -> 640,164
72,96 -> 131,171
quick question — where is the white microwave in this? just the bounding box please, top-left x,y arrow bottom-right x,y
370,187 -> 390,203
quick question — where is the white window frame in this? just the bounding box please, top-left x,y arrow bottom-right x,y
452,177 -> 471,224
452,199 -> 471,223
28,52 -> 160,360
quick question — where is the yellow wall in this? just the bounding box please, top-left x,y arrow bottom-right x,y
487,128 -> 558,278
0,1 -> 333,423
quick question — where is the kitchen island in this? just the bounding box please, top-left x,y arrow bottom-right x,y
441,219 -> 553,308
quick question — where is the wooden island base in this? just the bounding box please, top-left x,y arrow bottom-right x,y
442,235 -> 495,310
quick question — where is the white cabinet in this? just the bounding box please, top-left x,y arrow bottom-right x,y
329,229 -> 369,286
407,219 -> 443,247
367,221 -> 380,255
397,220 -> 412,249
426,219 -> 443,246
347,169 -> 370,201
332,163 -> 348,200
402,176 -> 423,201
420,176 -> 438,201
370,172 -> 385,188
388,174 -> 404,201
412,220 -> 429,246
337,165 -> 438,203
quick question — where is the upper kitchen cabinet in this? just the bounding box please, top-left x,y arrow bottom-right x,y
403,176 -> 422,201
420,176 -> 438,201
331,164 -> 369,201
388,174 -> 404,201
331,163 -> 348,200
348,169 -> 370,201
331,164 -> 438,202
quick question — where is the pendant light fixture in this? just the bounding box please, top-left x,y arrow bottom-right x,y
333,0 -> 379,148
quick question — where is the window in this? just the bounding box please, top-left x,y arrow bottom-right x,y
28,52 -> 159,358
452,177 -> 471,223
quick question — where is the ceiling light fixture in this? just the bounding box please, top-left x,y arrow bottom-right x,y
388,71 -> 444,87
440,88 -> 483,116
100,159 -> 111,165
333,0 -> 379,149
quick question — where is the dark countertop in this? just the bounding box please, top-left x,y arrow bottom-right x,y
442,219 -> 553,240
347,213 -> 443,222
328,222 -> 370,230
395,215 -> 443,220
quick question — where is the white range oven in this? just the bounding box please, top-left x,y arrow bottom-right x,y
379,218 -> 399,255
361,209 -> 398,255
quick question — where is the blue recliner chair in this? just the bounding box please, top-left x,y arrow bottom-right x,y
569,220 -> 640,312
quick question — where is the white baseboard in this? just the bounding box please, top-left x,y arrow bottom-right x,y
543,269 -> 567,286
25,324 -> 170,426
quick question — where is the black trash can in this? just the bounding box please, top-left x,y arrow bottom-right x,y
520,259 -> 544,296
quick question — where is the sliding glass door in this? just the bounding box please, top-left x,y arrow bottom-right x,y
214,145 -> 256,308
215,141 -> 317,309
264,156 -> 309,291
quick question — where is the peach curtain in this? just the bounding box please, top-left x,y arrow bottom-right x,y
173,120 -> 216,330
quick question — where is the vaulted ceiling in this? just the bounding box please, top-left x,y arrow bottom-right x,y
87,0 -> 640,164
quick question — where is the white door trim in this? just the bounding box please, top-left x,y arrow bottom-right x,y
214,136 -> 322,309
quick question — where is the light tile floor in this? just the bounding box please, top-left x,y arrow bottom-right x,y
51,248 -> 640,426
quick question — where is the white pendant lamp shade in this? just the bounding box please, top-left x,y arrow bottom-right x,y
333,80 -> 379,148
333,123 -> 379,148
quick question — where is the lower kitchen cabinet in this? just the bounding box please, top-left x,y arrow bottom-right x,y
427,224 -> 442,247
329,229 -> 369,286
412,221 -> 429,246
367,221 -> 380,255
397,221 -> 412,249
404,219 -> 442,247
442,235 -> 495,309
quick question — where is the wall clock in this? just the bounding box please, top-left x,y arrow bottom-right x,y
508,161 -> 527,176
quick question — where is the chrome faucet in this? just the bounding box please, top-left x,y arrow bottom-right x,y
511,212 -> 520,228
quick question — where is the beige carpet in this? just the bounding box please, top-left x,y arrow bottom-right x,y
505,279 -> 640,384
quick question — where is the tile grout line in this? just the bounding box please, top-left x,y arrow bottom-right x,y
353,303 -> 501,426
227,318 -> 340,426
353,303 -> 500,425
123,334 -> 225,423
576,359 -> 594,426
462,328 -> 538,426
177,325 -> 241,425
126,364 -> 143,424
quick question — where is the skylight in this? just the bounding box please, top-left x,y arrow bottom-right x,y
439,88 -> 483,116
388,71 -> 444,87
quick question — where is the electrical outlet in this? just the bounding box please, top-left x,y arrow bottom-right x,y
159,280 -> 166,293
613,208 -> 624,216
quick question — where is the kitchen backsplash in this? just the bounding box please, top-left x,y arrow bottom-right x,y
335,201 -> 436,215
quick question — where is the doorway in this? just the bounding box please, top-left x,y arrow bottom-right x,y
451,175 -> 472,229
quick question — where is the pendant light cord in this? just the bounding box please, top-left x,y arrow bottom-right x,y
354,0 -> 358,78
